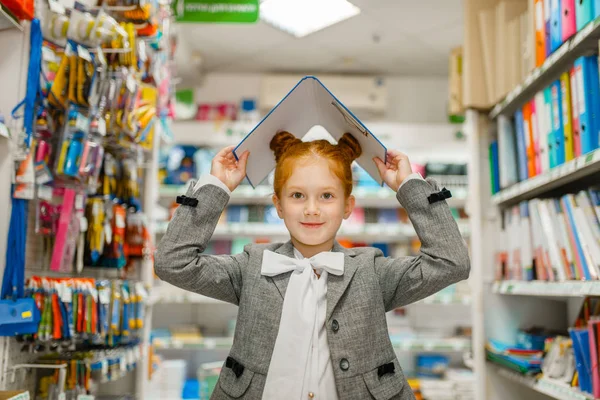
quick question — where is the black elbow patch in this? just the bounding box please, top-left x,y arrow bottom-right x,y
427,188 -> 452,204
176,195 -> 199,207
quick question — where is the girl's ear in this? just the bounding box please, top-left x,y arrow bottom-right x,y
343,195 -> 356,219
272,194 -> 284,218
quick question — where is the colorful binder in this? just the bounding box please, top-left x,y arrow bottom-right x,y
544,0 -> 552,56
535,0 -> 547,66
588,319 -> 600,398
515,110 -> 529,181
531,99 -> 542,174
498,115 -> 519,188
551,80 -> 566,166
550,0 -> 563,52
562,0 -> 577,41
545,87 -> 556,169
560,72 -> 575,162
524,102 -> 537,177
574,55 -> 600,155
535,91 -> 549,173
570,66 -> 583,157
576,0 -> 595,32
569,328 -> 593,394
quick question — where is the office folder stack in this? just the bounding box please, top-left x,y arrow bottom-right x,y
485,338 -> 544,374
494,189 -> 600,282
490,54 -> 600,194
470,0 -> 600,108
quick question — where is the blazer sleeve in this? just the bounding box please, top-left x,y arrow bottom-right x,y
154,181 -> 247,305
373,178 -> 471,311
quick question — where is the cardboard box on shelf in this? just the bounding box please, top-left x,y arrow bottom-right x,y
0,391 -> 30,400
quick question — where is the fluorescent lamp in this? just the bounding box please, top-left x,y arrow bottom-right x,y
260,0 -> 361,38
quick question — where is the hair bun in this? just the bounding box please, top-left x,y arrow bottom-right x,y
270,131 -> 302,162
337,132 -> 362,162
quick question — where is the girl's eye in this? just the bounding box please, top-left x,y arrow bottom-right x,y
322,193 -> 333,200
292,192 -> 304,199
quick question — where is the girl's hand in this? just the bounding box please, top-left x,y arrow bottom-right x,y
373,150 -> 413,192
210,146 -> 250,192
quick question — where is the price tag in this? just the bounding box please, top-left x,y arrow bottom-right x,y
204,338 -> 216,349
424,342 -> 434,351
58,394 -> 66,400
77,396 -> 95,400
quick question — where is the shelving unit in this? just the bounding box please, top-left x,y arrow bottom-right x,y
154,220 -> 471,242
491,149 -> 600,207
466,11 -> 600,393
489,15 -> 600,119
153,336 -> 471,353
160,183 -> 469,208
495,366 -> 596,400
492,281 -> 600,298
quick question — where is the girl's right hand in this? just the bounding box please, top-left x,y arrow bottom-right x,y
210,146 -> 250,192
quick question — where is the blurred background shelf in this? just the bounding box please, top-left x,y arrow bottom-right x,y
152,221 -> 471,242
491,149 -> 600,208
159,183 -> 469,208
491,280 -> 600,297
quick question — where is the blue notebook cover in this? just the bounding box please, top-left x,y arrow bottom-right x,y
551,80 -> 566,165
550,0 -> 563,52
576,0 -> 594,31
490,141 -> 500,194
576,55 -> 600,155
561,195 -> 591,280
514,111 -> 528,182
570,328 -> 593,394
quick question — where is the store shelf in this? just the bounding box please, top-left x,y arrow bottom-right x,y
150,285 -> 470,306
159,184 -> 468,208
153,220 -> 471,242
0,5 -> 22,31
149,286 -> 227,305
390,337 -> 471,352
153,337 -> 233,350
154,336 -> 471,352
491,280 -> 600,297
495,366 -> 595,400
491,149 -> 600,208
415,295 -> 471,306
489,16 -> 600,119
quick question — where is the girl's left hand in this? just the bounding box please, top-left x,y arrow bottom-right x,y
373,150 -> 413,192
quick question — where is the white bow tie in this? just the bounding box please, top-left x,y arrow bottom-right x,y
261,249 -> 344,399
261,249 -> 345,277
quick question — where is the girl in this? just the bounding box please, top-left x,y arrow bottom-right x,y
155,131 -> 470,400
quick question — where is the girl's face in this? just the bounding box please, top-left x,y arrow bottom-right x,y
272,156 -> 355,256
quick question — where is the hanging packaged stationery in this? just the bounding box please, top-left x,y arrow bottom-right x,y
85,198 -> 106,266
55,108 -> 90,181
33,110 -> 56,186
120,282 -> 131,342
50,189 -> 86,272
133,282 -> 147,332
108,280 -> 121,346
125,210 -> 149,258
101,153 -> 119,200
104,203 -> 127,268
97,280 -> 110,341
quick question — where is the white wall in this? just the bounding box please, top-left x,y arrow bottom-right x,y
193,73 -> 450,124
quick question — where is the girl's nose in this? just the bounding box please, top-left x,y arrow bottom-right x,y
304,199 -> 320,215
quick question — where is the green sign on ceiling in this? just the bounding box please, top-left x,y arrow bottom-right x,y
174,0 -> 259,23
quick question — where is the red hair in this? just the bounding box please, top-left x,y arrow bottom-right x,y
269,131 -> 362,198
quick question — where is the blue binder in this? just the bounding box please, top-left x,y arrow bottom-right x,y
575,55 -> 600,155
545,87 -> 557,168
576,0 -> 595,31
545,0 -> 553,56
550,0 -> 563,52
551,80 -> 566,165
569,328 -> 593,394
514,111 -> 528,181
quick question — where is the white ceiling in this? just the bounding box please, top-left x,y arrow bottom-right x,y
174,0 -> 463,78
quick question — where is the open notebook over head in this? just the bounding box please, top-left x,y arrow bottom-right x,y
233,76 -> 387,187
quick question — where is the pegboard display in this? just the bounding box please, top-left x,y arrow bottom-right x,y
0,338 -> 42,394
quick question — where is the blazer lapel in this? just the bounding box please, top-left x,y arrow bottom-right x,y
326,242 -> 357,321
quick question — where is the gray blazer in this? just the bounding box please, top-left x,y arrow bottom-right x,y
154,177 -> 470,400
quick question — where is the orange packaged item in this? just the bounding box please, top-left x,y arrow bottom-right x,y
1,0 -> 34,20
